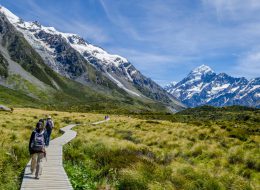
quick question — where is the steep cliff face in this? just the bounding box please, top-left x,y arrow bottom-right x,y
0,53 -> 8,78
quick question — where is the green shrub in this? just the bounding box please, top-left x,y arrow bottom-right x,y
245,155 -> 260,171
229,129 -> 248,141
118,174 -> 147,190
64,162 -> 97,190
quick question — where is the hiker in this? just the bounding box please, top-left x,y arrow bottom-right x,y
39,119 -> 44,125
45,115 -> 54,147
29,122 -> 47,179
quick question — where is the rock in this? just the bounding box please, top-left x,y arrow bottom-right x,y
0,105 -> 12,111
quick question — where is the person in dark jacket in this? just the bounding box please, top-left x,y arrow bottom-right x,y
45,115 -> 54,146
29,122 -> 47,179
38,119 -> 45,126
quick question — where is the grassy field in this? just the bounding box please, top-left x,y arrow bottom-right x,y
0,108 -> 99,190
63,107 -> 260,190
0,107 -> 259,190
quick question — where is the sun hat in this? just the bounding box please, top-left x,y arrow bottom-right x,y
47,115 -> 52,119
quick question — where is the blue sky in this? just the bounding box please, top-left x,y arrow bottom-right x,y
1,0 -> 260,86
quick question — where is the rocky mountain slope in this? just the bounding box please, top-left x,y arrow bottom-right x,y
0,6 -> 184,112
165,65 -> 260,108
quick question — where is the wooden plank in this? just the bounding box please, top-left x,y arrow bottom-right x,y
92,119 -> 110,125
20,124 -> 77,190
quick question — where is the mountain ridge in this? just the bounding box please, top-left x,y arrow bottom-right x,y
0,6 -> 185,112
165,65 -> 260,108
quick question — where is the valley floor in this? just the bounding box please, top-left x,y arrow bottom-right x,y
0,108 -> 259,189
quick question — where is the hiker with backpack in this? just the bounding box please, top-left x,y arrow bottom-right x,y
29,121 -> 47,179
45,115 -> 54,147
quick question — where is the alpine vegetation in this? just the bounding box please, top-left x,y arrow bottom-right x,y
0,2 -> 259,190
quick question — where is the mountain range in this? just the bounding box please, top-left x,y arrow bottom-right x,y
0,6 -> 184,113
165,65 -> 260,108
1,5 -> 258,112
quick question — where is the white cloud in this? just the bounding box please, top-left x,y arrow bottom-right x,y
6,0 -> 260,83
108,47 -> 200,83
202,0 -> 260,11
110,48 -> 197,67
98,0 -> 147,41
99,0 -> 260,54
234,50 -> 260,78
99,0 -> 260,82
19,0 -> 109,44
201,0 -> 260,21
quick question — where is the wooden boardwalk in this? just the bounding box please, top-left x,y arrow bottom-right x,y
92,118 -> 110,125
20,124 -> 77,190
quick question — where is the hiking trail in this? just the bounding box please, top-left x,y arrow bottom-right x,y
20,119 -> 109,190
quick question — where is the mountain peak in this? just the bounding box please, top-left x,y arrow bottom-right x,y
191,64 -> 214,74
170,81 -> 177,86
164,81 -> 177,89
165,64 -> 259,108
0,5 -> 129,69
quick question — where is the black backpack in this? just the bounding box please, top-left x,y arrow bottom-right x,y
32,131 -> 45,151
46,120 -> 53,131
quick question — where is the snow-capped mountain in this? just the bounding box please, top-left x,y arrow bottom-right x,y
0,6 -> 184,111
165,65 -> 260,108
0,7 -> 132,80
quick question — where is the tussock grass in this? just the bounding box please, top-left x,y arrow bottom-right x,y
0,108 -> 102,189
1,107 -> 259,189
63,114 -> 260,189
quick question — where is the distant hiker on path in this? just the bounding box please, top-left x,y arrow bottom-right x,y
45,115 -> 54,146
29,122 -> 47,179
